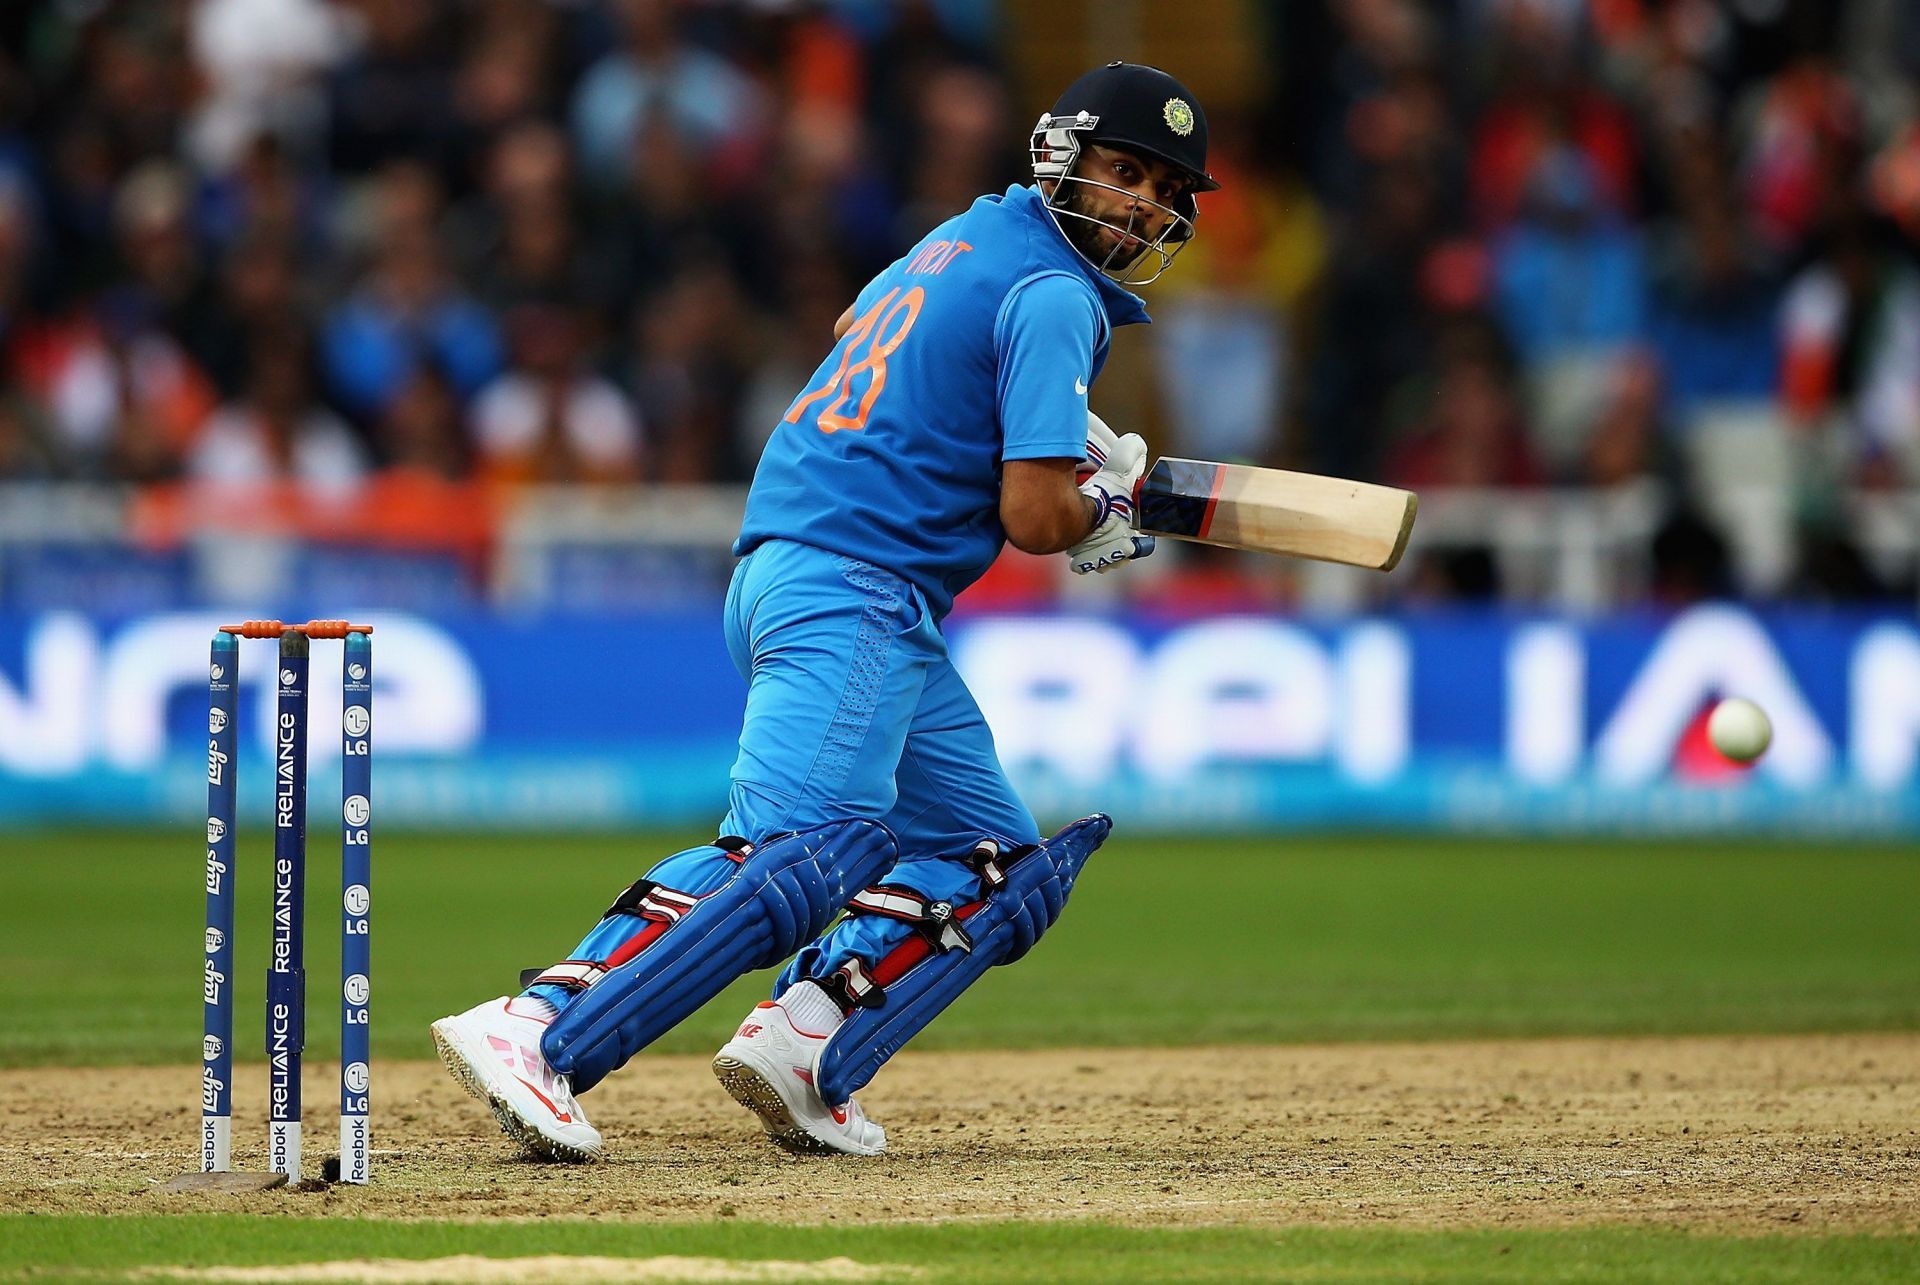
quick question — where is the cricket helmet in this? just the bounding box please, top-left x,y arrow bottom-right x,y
1031,62 -> 1220,285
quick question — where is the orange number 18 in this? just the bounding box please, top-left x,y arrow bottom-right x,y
784,286 -> 925,434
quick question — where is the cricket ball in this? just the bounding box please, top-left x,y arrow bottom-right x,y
1707,697 -> 1772,764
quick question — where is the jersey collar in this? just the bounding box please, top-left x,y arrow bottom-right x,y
1006,184 -> 1151,327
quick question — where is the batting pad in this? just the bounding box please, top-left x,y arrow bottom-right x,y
540,818 -> 898,1093
810,813 -> 1111,1105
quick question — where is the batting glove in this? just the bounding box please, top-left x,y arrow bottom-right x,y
1067,414 -> 1154,575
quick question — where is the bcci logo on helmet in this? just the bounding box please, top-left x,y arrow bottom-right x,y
1163,97 -> 1194,136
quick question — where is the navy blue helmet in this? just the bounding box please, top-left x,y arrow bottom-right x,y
1031,62 -> 1220,284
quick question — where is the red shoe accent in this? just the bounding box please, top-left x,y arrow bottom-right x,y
738,1023 -> 763,1038
515,1075 -> 574,1123
482,1033 -> 577,1124
830,1104 -> 849,1125
794,1068 -> 815,1086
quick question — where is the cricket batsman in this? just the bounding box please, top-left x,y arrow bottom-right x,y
433,62 -> 1218,1161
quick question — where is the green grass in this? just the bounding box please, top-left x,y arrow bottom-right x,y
6,831 -> 1917,1068
9,833 -> 1916,1278
3,1216 -> 1915,1284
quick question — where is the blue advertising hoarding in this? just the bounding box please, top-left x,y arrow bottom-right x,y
0,604 -> 1915,835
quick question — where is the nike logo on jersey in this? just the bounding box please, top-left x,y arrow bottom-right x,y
1075,377 -> 1089,395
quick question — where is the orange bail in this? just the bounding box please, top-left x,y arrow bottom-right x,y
219,619 -> 373,638
299,620 -> 373,638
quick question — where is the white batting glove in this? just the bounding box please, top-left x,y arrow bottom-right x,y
1083,410 -> 1123,472
1067,413 -> 1154,575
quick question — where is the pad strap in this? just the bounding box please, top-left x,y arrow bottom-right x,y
817,957 -> 883,1011
968,838 -> 1010,891
846,886 -> 974,954
600,881 -> 704,925
522,960 -> 607,993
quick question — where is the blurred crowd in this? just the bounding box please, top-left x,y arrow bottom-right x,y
0,0 -> 1917,601
0,0 -> 1013,494
1144,0 -> 1920,603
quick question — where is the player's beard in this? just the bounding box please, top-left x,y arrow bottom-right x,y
1057,182 -> 1151,271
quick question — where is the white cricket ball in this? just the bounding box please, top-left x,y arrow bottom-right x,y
1707,697 -> 1772,764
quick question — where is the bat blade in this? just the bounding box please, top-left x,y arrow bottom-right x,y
1135,458 -> 1418,571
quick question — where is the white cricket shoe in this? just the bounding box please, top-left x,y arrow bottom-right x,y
712,993 -> 886,1156
430,996 -> 603,1162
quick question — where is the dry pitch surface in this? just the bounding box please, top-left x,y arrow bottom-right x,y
5,1033 -> 1916,1232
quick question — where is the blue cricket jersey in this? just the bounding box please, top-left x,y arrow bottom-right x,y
735,184 -> 1151,619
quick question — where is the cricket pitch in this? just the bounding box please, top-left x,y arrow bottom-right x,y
3,1032 -> 1915,1232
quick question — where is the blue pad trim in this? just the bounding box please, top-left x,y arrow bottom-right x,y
812,814 -> 1109,1105
541,818 -> 897,1093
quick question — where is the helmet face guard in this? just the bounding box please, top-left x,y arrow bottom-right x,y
1031,111 -> 1198,287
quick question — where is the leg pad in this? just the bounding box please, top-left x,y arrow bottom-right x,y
540,818 -> 898,1092
805,814 -> 1110,1104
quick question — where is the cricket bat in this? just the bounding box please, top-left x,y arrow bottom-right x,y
1133,458 -> 1418,571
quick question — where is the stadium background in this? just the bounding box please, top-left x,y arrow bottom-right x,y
2,0 -> 1919,833
2,4 -> 1918,1279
